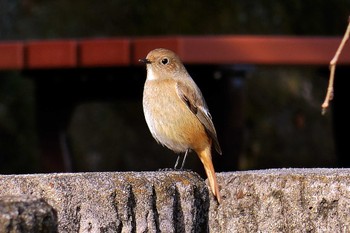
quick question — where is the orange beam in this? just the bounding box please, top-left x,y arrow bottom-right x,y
0,36 -> 349,70
133,36 -> 350,65
0,42 -> 24,69
79,38 -> 130,67
26,40 -> 78,69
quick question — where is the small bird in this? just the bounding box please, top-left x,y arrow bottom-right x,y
140,48 -> 222,203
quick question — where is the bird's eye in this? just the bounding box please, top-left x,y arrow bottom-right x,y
161,58 -> 169,65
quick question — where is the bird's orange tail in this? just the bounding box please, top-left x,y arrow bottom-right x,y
197,147 -> 221,204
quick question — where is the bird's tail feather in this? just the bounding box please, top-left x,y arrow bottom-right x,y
197,148 -> 221,204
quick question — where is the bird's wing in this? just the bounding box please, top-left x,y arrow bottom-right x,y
176,82 -> 222,155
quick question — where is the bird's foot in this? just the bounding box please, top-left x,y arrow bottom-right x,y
157,168 -> 192,172
158,168 -> 177,172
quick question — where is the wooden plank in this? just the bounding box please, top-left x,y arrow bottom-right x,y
133,36 -> 350,65
26,40 -> 78,69
0,42 -> 24,70
79,38 -> 130,67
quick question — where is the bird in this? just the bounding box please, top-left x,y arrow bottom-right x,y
139,48 -> 222,204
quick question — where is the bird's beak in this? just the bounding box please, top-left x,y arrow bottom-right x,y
139,58 -> 151,64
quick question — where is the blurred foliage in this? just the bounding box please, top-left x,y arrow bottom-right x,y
1,0 -> 350,39
0,73 -> 38,173
0,0 -> 348,173
241,67 -> 335,169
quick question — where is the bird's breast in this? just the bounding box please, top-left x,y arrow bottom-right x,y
143,80 -> 209,153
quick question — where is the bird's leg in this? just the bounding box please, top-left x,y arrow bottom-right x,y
173,154 -> 181,170
180,149 -> 189,170
173,149 -> 190,170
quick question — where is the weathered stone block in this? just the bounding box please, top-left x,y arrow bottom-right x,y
211,168 -> 350,232
2,169 -> 350,232
0,195 -> 57,233
0,171 -> 208,232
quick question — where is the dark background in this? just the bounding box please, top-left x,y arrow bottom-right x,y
0,0 -> 349,175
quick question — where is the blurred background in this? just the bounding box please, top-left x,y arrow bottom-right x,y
0,0 -> 349,175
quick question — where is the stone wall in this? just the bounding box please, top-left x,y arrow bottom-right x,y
0,169 -> 349,232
